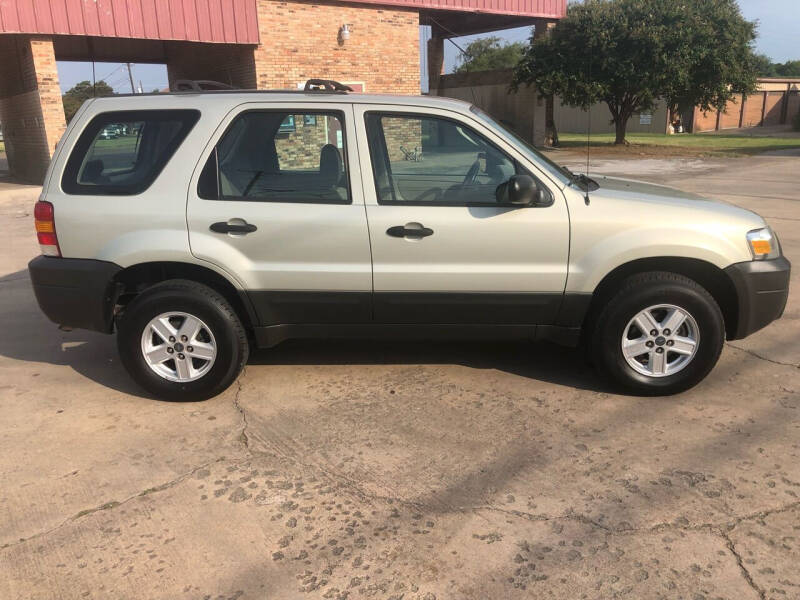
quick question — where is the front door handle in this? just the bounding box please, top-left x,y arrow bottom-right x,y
387,223 -> 434,239
210,221 -> 257,234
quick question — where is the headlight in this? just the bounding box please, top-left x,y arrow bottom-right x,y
747,227 -> 781,260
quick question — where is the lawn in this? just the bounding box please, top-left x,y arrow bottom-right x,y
0,141 -> 4,154
558,132 -> 800,157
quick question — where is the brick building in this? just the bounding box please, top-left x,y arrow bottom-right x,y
0,0 -> 565,183
692,79 -> 800,133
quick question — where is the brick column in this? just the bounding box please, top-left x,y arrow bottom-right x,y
0,35 -> 66,184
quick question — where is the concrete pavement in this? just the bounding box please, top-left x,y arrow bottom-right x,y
0,156 -> 798,600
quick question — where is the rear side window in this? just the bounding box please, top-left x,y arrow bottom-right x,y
62,110 -> 199,195
197,110 -> 350,204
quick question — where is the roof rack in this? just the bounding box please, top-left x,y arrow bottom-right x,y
164,78 -> 353,95
304,79 -> 353,93
171,79 -> 237,92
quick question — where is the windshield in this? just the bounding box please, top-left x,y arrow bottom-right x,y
470,106 -> 572,187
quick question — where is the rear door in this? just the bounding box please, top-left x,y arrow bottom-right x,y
353,104 -> 570,324
187,102 -> 373,326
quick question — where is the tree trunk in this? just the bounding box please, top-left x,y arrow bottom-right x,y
545,95 -> 559,147
614,117 -> 629,145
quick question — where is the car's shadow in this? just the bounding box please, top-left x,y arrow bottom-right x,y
0,269 -> 611,398
248,338 -> 607,392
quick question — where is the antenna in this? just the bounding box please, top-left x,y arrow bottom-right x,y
584,18 -> 592,206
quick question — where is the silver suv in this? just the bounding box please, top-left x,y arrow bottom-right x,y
28,81 -> 790,400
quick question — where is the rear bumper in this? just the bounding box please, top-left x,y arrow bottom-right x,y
724,256 -> 791,340
28,256 -> 121,333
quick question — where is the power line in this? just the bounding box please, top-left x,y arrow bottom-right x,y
96,63 -> 125,83
425,15 -> 477,104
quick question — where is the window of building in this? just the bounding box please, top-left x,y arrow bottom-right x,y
199,111 -> 349,204
62,110 -> 199,195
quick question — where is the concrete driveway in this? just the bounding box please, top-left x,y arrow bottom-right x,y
0,154 -> 798,600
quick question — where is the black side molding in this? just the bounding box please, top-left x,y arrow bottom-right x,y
253,323 -> 582,349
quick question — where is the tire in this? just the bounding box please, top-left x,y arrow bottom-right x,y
589,271 -> 725,396
117,279 -> 249,401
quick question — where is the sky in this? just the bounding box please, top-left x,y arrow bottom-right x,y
57,0 -> 798,94
442,0 -> 799,72
57,61 -> 167,94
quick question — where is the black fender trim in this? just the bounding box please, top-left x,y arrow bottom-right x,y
724,257 -> 791,340
28,256 -> 122,333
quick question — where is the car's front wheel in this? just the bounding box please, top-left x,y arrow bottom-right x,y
117,280 -> 248,401
590,271 -> 725,396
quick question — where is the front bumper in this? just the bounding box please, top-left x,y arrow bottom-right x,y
28,256 -> 122,333
724,256 -> 791,340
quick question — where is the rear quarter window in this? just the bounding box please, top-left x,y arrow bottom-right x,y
61,109 -> 200,196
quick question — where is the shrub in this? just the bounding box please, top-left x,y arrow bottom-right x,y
793,109 -> 800,132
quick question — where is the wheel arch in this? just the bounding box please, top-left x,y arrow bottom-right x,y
584,257 -> 739,340
113,261 -> 257,333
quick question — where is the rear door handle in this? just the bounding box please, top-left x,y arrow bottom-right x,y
387,223 -> 434,239
210,221 -> 257,234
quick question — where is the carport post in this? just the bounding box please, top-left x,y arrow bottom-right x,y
0,35 -> 66,184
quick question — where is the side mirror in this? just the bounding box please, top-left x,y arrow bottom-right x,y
508,174 -> 541,206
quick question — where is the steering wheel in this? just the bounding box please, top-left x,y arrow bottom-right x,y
462,159 -> 481,187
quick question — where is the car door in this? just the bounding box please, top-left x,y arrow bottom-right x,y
353,104 -> 570,324
187,102 -> 373,326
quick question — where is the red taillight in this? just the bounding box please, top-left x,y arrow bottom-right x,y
34,200 -> 60,257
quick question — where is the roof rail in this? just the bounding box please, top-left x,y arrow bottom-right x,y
304,79 -> 353,93
171,79 -> 237,92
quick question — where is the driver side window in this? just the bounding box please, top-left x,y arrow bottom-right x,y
365,112 -> 531,206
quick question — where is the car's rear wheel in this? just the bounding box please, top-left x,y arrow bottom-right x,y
590,271 -> 725,395
117,280 -> 248,401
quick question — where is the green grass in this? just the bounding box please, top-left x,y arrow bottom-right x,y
0,141 -> 4,153
558,132 -> 800,157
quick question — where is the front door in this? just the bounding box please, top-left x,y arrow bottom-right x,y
353,105 -> 570,324
187,103 -> 372,326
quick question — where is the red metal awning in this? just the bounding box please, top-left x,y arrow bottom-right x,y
0,0 -> 260,44
0,0 -> 564,44
345,0 -> 565,19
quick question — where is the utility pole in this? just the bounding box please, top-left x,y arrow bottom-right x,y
126,63 -> 136,93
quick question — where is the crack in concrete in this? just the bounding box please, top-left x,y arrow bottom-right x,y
724,500 -> 800,527
721,530 -> 766,600
476,502 -> 791,599
232,371 -> 251,452
473,505 -> 615,532
476,499 -> 800,539
726,342 -> 800,369
0,458 -> 230,552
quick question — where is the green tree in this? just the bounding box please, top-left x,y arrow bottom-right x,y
513,0 -> 759,144
454,36 -> 526,73
775,60 -> 800,77
753,53 -> 778,77
62,80 -> 114,122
